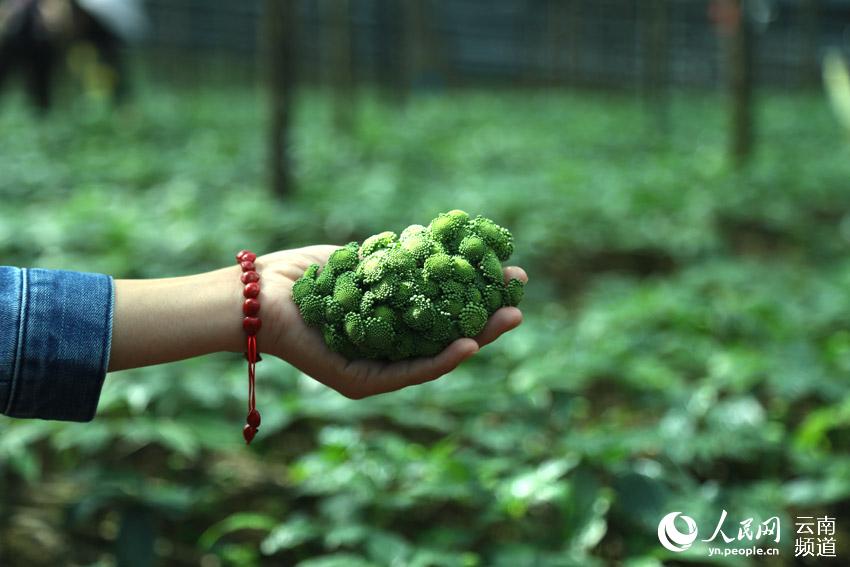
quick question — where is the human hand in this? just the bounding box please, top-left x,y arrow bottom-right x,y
256,245 -> 527,399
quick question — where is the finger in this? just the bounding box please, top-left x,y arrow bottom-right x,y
475,306 -> 523,348
363,338 -> 479,396
503,266 -> 528,284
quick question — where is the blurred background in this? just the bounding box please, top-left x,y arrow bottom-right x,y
2,0 -> 850,565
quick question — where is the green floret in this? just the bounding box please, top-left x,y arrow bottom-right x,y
327,247 -> 359,274
458,235 -> 487,263
479,250 -> 503,283
429,210 -> 469,244
448,322 -> 461,341
365,317 -> 395,349
299,294 -> 325,325
470,215 -> 504,243
323,325 -> 346,353
372,275 -> 398,301
333,272 -> 362,312
492,239 -> 513,262
505,278 -> 524,307
452,256 -> 476,282
344,312 -> 365,344
428,310 -> 455,341
292,269 -> 319,306
403,295 -> 435,331
482,284 -> 504,314
361,231 -> 397,256
385,246 -> 417,273
400,234 -> 434,263
471,216 -> 513,261
360,290 -> 378,314
374,304 -> 397,326
445,227 -> 471,255
467,287 -> 483,304
459,303 -> 488,337
400,224 -> 427,241
324,296 -> 345,323
391,329 -> 417,360
423,253 -> 454,280
416,275 -> 440,298
431,240 -> 449,256
446,209 -> 470,222
390,280 -> 416,307
356,249 -> 388,283
440,279 -> 466,299
439,296 -> 464,318
315,266 -> 335,295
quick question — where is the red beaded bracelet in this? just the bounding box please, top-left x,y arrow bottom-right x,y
236,249 -> 262,444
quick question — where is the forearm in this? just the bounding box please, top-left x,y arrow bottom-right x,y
108,266 -> 247,371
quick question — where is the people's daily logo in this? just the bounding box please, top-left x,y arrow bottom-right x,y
656,510 -> 836,558
657,512 -> 698,552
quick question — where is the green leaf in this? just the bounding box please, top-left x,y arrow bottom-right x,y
261,516 -> 319,555
199,513 -> 278,550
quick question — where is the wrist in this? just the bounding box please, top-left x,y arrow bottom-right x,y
219,254 -> 280,357
109,267 -> 248,371
208,265 -> 251,354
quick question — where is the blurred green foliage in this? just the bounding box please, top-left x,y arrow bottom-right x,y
1,84 -> 850,566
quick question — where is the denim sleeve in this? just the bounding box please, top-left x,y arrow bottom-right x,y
0,267 -> 114,422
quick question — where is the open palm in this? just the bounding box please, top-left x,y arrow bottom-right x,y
257,245 -> 527,399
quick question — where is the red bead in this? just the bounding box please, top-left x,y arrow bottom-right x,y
247,409 -> 261,428
243,423 -> 256,444
241,271 -> 260,284
243,298 -> 260,316
243,316 -> 262,335
243,282 -> 260,298
236,250 -> 256,263
240,260 -> 255,272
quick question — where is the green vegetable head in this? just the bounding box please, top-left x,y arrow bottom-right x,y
292,210 -> 523,361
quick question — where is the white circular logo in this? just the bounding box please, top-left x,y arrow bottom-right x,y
658,512 -> 698,552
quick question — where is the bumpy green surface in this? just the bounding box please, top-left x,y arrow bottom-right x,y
292,210 -> 524,360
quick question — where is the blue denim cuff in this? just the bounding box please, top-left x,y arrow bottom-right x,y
0,267 -> 114,422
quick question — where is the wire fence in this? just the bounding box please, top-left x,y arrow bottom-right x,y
142,0 -> 850,88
